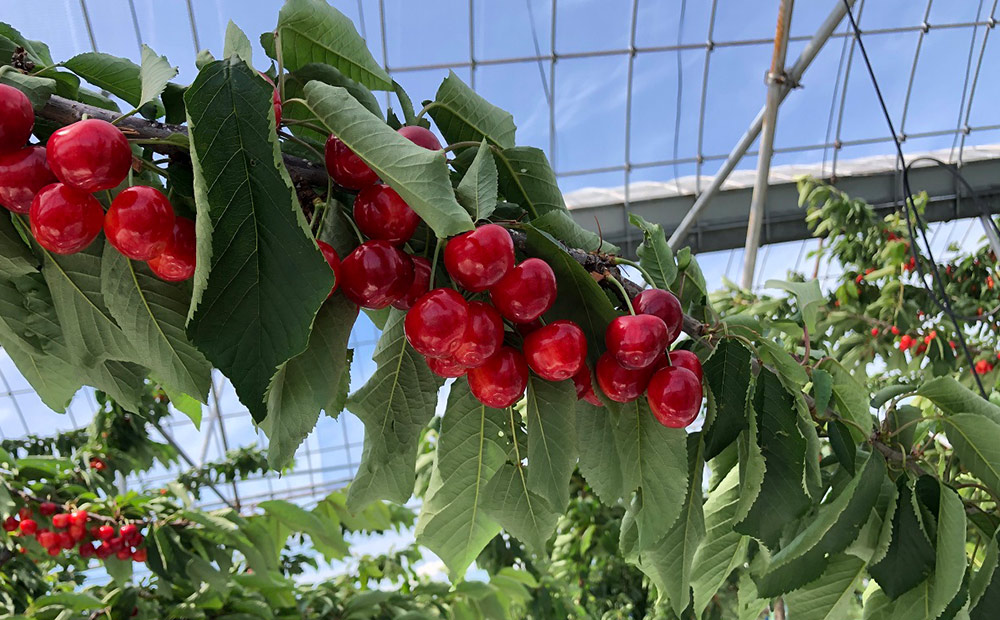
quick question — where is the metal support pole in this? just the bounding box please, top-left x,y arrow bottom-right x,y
669,0 -> 858,249
741,0 -> 793,289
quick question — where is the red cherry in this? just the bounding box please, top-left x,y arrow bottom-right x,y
490,258 -> 557,323
29,183 -> 104,255
467,346 -> 529,408
108,536 -> 125,552
68,510 -> 88,527
391,255 -> 431,310
0,84 -> 33,154
324,136 -> 378,190
633,289 -> 682,344
524,320 -> 587,381
58,531 -> 74,549
105,186 -> 175,260
129,533 -> 144,546
668,349 -> 703,383
353,184 -> 420,245
426,356 -> 467,378
79,542 -> 96,558
605,314 -> 669,370
452,301 -> 504,368
316,240 -> 342,295
68,524 -> 85,540
647,366 -> 702,428
95,544 -> 112,559
2,516 -> 17,532
398,125 -> 442,150
132,547 -> 147,563
147,217 -> 196,282
871,327 -> 880,336
339,240 -> 413,309
404,288 -> 469,358
116,547 -> 132,560
890,325 -> 899,335
516,319 -> 544,338
39,502 -> 57,516
89,457 -> 106,471
51,513 -> 69,529
444,224 -> 515,292
47,546 -> 60,556
37,531 -> 57,548
120,523 -> 138,541
572,367 -> 603,407
97,525 -> 115,541
259,72 -> 282,127
19,518 -> 37,535
0,146 -> 56,213
46,119 -> 132,192
595,351 -> 654,403
17,507 -> 32,520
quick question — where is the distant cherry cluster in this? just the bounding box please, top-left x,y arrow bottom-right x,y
0,83 -> 196,280
321,129 -> 703,426
2,500 -> 147,563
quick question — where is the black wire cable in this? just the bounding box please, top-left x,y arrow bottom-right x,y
841,0 -> 988,398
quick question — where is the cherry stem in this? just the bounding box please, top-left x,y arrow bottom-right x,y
111,107 -> 140,126
312,177 -> 333,235
614,257 -> 657,289
278,130 -> 324,161
415,101 -> 435,122
604,273 -> 635,315
440,141 -> 483,155
340,208 -> 364,244
429,236 -> 443,291
281,118 -> 330,135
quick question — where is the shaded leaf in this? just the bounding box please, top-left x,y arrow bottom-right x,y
533,209 -> 619,255
524,377 -> 577,512
576,400 -> 626,506
703,338 -> 753,459
868,478 -> 936,598
0,66 -> 55,110
496,147 -> 565,218
941,413 -> 1000,500
785,554 -> 868,620
455,140 -> 498,221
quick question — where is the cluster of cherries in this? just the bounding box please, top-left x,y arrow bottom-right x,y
0,83 -> 195,280
871,324 -> 1000,374
320,128 -> 703,426
2,500 -> 147,562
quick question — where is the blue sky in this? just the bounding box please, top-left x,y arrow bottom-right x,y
2,0 -> 999,576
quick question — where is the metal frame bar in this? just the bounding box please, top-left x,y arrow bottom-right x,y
668,0 -> 860,249
740,0 -> 794,289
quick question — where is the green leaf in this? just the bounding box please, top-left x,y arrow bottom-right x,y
971,533 -> 1000,619
455,140 -> 498,221
818,359 -> 875,440
223,20 -> 253,63
691,467 -> 748,616
258,500 -> 348,560
184,59 -> 332,422
734,369 -> 811,549
303,81 -> 475,238
427,71 -> 516,149
482,410 -> 560,556
784,554 -> 868,620
635,435 -> 705,615
26,593 -> 105,615
495,147 -> 566,218
522,225 -> 618,367
868,478 -> 936,598
765,278 -> 824,334
941,414 -> 1000,500
103,556 -> 133,585
524,377 -> 577,512
0,66 -> 55,110
610,397 -> 689,550
872,384 -> 913,409
274,0 -> 392,90
702,338 -> 753,459
41,238 -> 138,367
284,62 -> 383,129
628,213 -> 676,288
138,45 -> 177,109
738,570 -> 770,620
827,420 -> 857,475
63,52 -> 142,106
0,213 -> 38,278
812,368 -> 833,413
100,242 -> 211,403
754,451 -> 886,597
415,378 -> 508,578
262,295 -> 357,469
576,399 -> 626,506
919,376 -> 1000,425
346,310 -> 444,509
532,209 -> 620,255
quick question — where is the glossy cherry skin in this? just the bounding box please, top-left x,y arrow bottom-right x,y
647,366 -> 702,428
633,289 -> 683,344
0,84 -> 33,154
392,255 -> 431,310
316,240 -> 342,294
0,146 -> 56,213
490,258 -> 557,323
426,355 -> 467,378
524,320 -> 587,381
19,518 -> 37,535
444,224 -> 515,292
39,502 -> 57,516
398,125 -> 442,150
468,346 -> 530,408
69,510 -> 88,527
353,184 -> 420,245
324,136 -> 378,190
404,288 -> 469,358
132,547 -> 148,562
595,351 -> 654,403
453,301 -> 504,368
46,119 -> 132,192
97,525 -> 114,540
104,186 -> 175,260
30,183 -> 104,255
668,349 -> 703,383
51,513 -> 69,529
572,367 -> 604,406
339,240 -> 413,309
147,218 -> 196,281
605,314 -> 669,370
